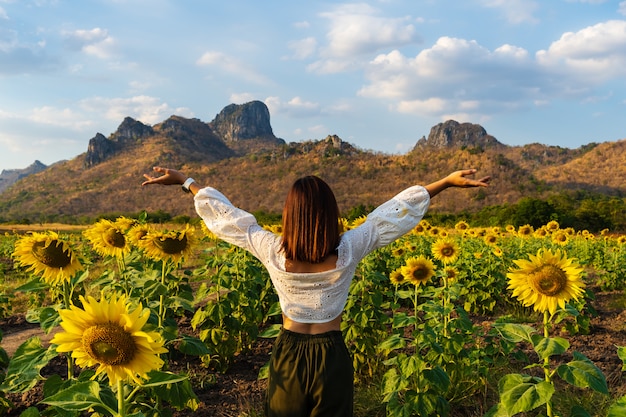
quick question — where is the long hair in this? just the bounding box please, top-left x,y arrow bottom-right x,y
281,176 -> 340,263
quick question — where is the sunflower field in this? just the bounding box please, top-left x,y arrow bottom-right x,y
0,216 -> 626,417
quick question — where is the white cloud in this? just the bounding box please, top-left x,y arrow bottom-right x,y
230,92 -> 257,104
265,96 -> 320,118
620,1 -> 626,15
359,37 -> 536,104
480,0 -> 539,24
293,21 -> 310,29
308,3 -> 421,74
196,51 -> 269,84
288,37 -> 317,60
0,6 -> 7,20
62,28 -> 116,59
79,95 -> 194,125
536,20 -> 626,82
356,28 -> 626,120
320,3 -> 419,57
29,106 -> 93,129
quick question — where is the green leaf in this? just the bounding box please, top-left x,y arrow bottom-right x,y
392,312 -> 416,328
259,324 -> 282,338
556,352 -> 608,394
151,372 -> 199,411
377,334 -> 406,354
424,366 -> 450,392
17,407 -> 41,417
498,373 -> 554,415
41,381 -> 105,411
570,404 -> 592,417
531,336 -> 569,360
483,403 -> 511,417
15,279 -> 48,293
38,307 -> 61,334
177,335 -> 211,356
0,337 -> 57,393
266,301 -> 282,317
493,323 -> 536,343
608,396 -> 626,417
140,370 -> 189,388
258,360 -> 270,380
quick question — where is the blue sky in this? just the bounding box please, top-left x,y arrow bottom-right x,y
1,0 -> 626,171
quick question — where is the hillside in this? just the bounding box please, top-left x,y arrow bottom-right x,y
0,102 -> 624,224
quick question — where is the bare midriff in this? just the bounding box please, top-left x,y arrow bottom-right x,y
283,254 -> 341,335
282,315 -> 342,334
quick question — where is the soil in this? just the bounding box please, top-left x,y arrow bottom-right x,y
2,289 -> 626,417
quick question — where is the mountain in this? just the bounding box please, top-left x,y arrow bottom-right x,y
0,160 -> 48,194
0,102 -> 624,224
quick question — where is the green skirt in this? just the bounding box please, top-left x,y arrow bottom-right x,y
265,328 -> 354,417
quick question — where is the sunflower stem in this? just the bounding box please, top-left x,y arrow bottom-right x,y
543,310 -> 554,417
117,379 -> 126,417
158,260 -> 166,329
442,273 -> 449,338
62,281 -> 75,379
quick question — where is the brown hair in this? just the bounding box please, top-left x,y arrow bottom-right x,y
281,176 -> 340,263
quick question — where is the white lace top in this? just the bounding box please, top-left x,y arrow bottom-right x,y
194,185 -> 430,323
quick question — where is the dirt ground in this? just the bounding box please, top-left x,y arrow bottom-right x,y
2,289 -> 626,417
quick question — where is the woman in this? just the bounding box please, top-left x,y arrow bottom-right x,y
142,167 -> 490,417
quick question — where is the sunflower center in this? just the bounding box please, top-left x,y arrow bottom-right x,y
31,241 -> 72,268
529,264 -> 568,296
411,267 -> 429,281
82,323 -> 137,365
104,229 -> 126,248
156,235 -> 188,254
441,246 -> 455,257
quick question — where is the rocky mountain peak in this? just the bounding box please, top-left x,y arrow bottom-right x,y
413,120 -> 503,150
85,118 -> 155,168
209,101 -> 277,143
111,117 -> 154,143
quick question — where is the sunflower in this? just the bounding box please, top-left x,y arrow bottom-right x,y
412,223 -> 427,235
431,238 -> 460,264
401,255 -> 436,286
545,220 -> 560,232
84,219 -> 131,259
263,224 -> 283,235
50,293 -> 167,385
517,225 -> 533,238
389,269 -> 405,285
126,223 -> 153,246
198,221 -> 219,241
505,225 -> 516,233
404,241 -> 417,251
442,266 -> 459,282
617,236 -> 626,245
350,215 -> 367,228
392,247 -> 406,258
13,231 -> 83,285
483,233 -> 498,246
552,230 -> 569,246
138,224 -> 197,263
534,228 -> 548,238
492,246 -> 503,257
455,221 -> 470,232
114,216 -> 138,232
339,218 -> 350,233
507,249 -> 585,314
428,226 -> 441,237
